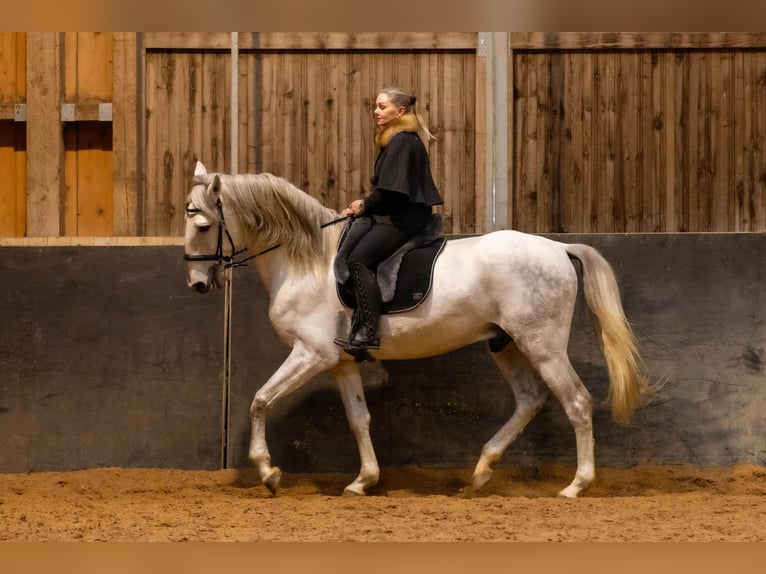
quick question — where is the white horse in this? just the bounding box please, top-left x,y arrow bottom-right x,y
184,161 -> 650,498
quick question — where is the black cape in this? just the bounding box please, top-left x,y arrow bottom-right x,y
371,131 -> 443,207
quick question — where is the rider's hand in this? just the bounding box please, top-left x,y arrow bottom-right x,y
341,199 -> 364,218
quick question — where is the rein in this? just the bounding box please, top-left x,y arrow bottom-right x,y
183,199 -> 349,269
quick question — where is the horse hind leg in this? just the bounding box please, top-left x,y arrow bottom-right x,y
534,354 -> 595,498
473,342 -> 550,491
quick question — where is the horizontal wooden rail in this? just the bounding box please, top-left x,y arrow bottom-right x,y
0,237 -> 184,246
143,32 -> 478,51
511,32 -> 766,50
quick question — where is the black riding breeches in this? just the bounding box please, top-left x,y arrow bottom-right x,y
346,221 -> 421,271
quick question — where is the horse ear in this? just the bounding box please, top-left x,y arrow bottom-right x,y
211,174 -> 222,194
194,161 -> 207,176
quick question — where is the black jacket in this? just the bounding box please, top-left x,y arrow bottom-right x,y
364,130 -> 443,228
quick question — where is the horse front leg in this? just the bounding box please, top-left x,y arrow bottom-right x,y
332,361 -> 379,496
249,344 -> 334,495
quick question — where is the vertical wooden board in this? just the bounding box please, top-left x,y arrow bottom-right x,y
581,53 -> 594,232
254,52 -> 274,174
616,52 -> 636,232
63,32 -> 77,101
708,51 -> 722,231
686,52 -> 701,231
63,32 -> 113,102
142,51 -> 160,235
279,52 -> 298,185
161,51 -> 186,234
541,53 -> 556,232
755,51 -> 766,231
662,52 -> 678,231
303,51 -> 322,199
236,51 -> 248,175
561,52 -> 583,232
473,45 -> 488,234
112,33 -> 138,236
63,124 -> 77,233
734,51 -> 750,230
0,33 -> 26,101
26,32 -> 62,237
640,52 -> 655,232
715,51 -> 733,231
674,52 -> 689,231
64,122 -> 114,236
517,51 -> 535,231
335,52 -> 350,210
325,52 -> 340,208
440,53 -> 458,233
602,52 -> 617,233
652,52 -> 670,231
461,52 -> 477,234
0,123 -> 26,236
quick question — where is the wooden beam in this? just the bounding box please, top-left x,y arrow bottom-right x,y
112,32 -> 139,235
511,32 -> 766,51
26,32 -> 62,236
143,32 -> 477,51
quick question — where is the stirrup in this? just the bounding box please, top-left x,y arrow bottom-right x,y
348,337 -> 380,351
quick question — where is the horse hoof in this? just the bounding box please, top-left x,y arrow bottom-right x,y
342,483 -> 367,496
556,487 -> 579,499
263,467 -> 282,495
472,471 -> 492,491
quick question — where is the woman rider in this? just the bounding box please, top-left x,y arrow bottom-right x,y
334,86 -> 444,355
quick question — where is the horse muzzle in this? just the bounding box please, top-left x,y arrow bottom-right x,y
187,264 -> 224,294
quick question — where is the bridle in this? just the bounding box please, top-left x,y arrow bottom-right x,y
183,198 -> 348,269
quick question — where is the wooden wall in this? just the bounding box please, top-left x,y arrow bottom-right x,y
142,33 -> 479,235
1,32 -> 765,239
511,33 -> 766,233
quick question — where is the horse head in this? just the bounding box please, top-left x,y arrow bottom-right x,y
183,161 -> 228,293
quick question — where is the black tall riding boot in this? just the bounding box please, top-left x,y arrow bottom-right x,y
334,262 -> 381,355
347,262 -> 381,351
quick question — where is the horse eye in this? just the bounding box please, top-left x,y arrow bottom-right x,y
198,224 -> 211,233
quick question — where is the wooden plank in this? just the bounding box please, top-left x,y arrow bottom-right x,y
581,53 -> 594,232
517,51 -> 537,232
474,39 -> 488,234
640,52 -> 654,232
0,122 -> 26,236
713,52 -> 731,232
601,52 -> 617,233
686,52 -> 701,231
0,33 -> 26,102
63,122 -> 114,236
537,53 -> 552,232
0,33 -> 26,237
560,51 -> 583,233
142,50 -> 160,235
112,32 -> 139,236
649,52 -> 667,232
512,32 -> 766,51
755,51 -> 766,231
64,32 -> 113,102
26,32 -> 62,237
143,32 -> 477,51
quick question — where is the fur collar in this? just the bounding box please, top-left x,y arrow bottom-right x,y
375,113 -> 419,147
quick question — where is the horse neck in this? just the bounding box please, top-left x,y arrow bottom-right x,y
249,223 -> 342,299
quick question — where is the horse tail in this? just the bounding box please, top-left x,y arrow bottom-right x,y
565,243 -> 651,425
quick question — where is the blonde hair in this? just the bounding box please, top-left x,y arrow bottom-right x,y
379,86 -> 436,141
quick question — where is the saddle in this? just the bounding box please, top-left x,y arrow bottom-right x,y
334,214 -> 446,314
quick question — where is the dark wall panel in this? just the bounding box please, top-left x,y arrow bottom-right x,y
0,246 -> 225,472
228,233 -> 766,472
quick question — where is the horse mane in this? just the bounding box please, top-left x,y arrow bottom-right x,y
190,172 -> 342,278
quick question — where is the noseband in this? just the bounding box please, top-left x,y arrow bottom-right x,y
182,199 -> 255,269
183,198 -> 348,269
